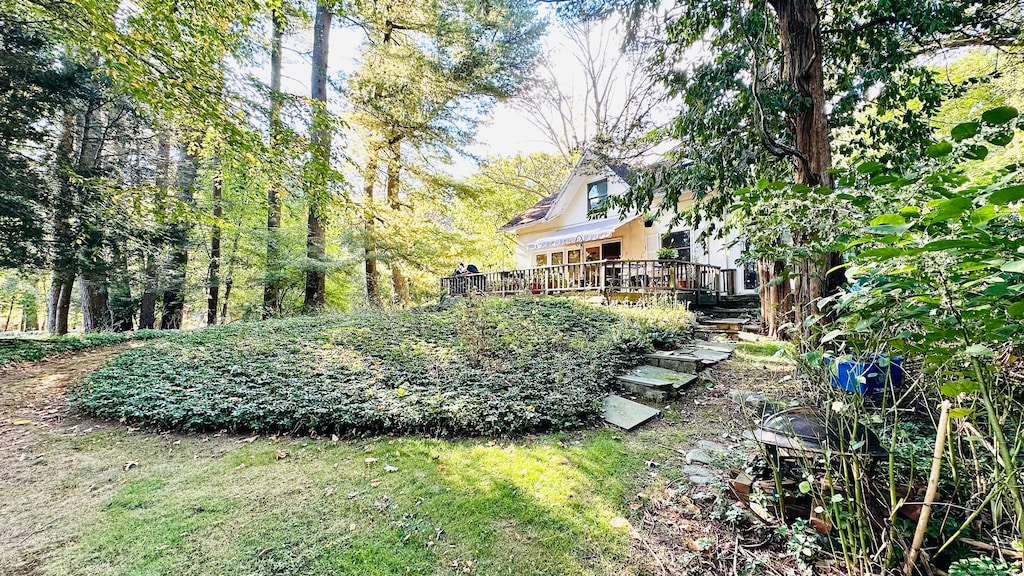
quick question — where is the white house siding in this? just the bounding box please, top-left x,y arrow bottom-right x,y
508,164 -> 759,296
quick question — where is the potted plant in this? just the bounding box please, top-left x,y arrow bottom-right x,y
657,247 -> 676,260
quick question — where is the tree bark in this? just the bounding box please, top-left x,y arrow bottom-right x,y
758,259 -> 793,339
75,99 -> 111,332
48,112 -> 78,335
160,148 -> 197,330
263,7 -> 285,319
139,132 -> 171,330
385,141 -> 410,307
303,2 -> 332,312
108,241 -> 134,332
221,229 -> 240,323
363,152 -> 380,308
766,0 -> 844,330
206,163 -> 222,325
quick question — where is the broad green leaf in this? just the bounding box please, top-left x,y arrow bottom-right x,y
865,224 -> 913,235
950,122 -> 980,141
926,141 -> 953,157
820,329 -> 844,344
1008,301 -> 1024,318
925,197 -> 971,223
857,161 -> 883,174
981,106 -> 1019,125
1001,260 -> 1024,273
965,344 -> 993,357
870,214 -> 906,226
970,205 -> 999,226
949,407 -> 975,419
963,145 -> 988,161
986,130 -> 1014,147
989,185 -> 1024,205
940,380 -> 979,396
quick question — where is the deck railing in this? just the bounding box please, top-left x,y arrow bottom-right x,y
440,259 -> 722,299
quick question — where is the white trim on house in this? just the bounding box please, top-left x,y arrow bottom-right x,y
524,215 -> 640,251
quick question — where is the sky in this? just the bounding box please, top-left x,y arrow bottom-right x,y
270,4 -> 597,173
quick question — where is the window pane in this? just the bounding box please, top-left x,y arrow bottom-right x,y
662,231 -> 691,261
551,252 -> 563,265
587,179 -> 608,211
536,254 -> 547,266
585,247 -> 600,261
567,249 -> 581,264
601,241 -> 621,260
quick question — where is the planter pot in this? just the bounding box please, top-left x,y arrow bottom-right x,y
826,355 -> 904,395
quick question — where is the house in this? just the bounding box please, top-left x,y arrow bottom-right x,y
500,153 -> 759,297
441,153 -> 758,302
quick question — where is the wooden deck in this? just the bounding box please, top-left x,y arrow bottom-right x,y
440,259 -> 723,305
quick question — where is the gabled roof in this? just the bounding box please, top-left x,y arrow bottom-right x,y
500,191 -> 558,230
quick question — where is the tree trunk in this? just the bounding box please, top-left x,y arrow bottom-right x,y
767,0 -> 844,329
221,229 -> 240,323
263,7 -> 285,319
75,100 -> 111,332
140,132 -> 172,330
385,141 -> 410,307
303,2 -> 332,312
160,148 -> 197,330
363,152 -> 380,308
207,164 -> 222,325
758,259 -> 793,339
48,112 -> 78,335
108,241 -> 134,332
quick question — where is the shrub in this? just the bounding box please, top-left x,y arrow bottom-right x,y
70,298 -> 671,437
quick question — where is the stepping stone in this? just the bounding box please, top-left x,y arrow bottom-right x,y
704,317 -> 751,327
644,351 -> 700,373
691,339 -> 737,353
616,365 -> 698,401
686,448 -> 714,465
602,395 -> 661,431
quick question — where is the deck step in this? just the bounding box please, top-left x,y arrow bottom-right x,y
615,365 -> 698,402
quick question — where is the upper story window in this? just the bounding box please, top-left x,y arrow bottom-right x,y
587,179 -> 608,212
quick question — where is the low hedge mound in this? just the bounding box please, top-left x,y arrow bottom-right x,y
0,329 -> 166,366
71,298 -> 664,436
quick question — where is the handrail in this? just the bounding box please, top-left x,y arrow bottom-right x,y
440,259 -> 722,299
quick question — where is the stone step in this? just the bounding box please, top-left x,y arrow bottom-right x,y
602,395 -> 661,431
690,339 -> 738,354
616,365 -> 698,401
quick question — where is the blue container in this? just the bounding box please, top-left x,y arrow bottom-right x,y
826,355 -> 904,395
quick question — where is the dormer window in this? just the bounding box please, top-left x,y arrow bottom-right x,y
586,179 -> 608,212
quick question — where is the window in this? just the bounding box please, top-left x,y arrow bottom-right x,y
536,254 -> 547,266
662,231 -> 691,261
586,179 -> 608,212
743,240 -> 759,290
601,241 -> 621,260
585,246 -> 600,262
550,252 -> 563,265
567,249 -> 581,264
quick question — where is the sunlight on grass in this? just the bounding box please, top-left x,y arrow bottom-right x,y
15,429 -> 644,576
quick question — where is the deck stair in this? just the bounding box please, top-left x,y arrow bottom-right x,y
695,316 -> 760,341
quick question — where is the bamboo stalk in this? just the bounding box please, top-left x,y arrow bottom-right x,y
904,400 -> 951,575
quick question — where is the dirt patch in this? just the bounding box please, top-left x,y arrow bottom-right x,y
0,345 -> 136,457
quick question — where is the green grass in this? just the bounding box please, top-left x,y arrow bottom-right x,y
71,298 -> 675,436
11,428 -> 649,576
0,329 -> 168,366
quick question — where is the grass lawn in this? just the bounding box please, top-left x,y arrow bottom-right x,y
3,302 -> 817,576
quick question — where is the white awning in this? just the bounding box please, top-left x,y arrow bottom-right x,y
525,215 -> 640,251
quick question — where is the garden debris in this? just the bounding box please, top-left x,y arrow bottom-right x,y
123,460 -> 139,471
601,395 -> 660,431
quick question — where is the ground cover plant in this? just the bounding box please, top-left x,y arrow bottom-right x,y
0,329 -> 167,366
71,298 -> 681,437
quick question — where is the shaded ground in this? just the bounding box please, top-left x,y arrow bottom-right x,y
0,340 -> 813,576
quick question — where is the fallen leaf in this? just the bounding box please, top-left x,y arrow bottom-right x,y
235,463 -> 246,471
384,465 -> 398,473
364,457 -> 378,466
610,517 -> 630,530
237,435 -> 258,444
123,461 -> 139,471
12,420 -> 30,426
275,450 -> 288,459
324,486 -> 336,496
437,464 -> 448,472
629,502 -> 643,510
370,481 -> 382,487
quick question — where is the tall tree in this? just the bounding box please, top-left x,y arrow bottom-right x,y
605,0 -> 1024,337
263,6 -> 286,318
160,148 -> 197,330
303,0 -> 333,312
346,0 -> 544,305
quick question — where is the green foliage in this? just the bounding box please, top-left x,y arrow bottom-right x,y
949,557 -> 1020,576
0,330 -> 166,365
71,299 -> 660,436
